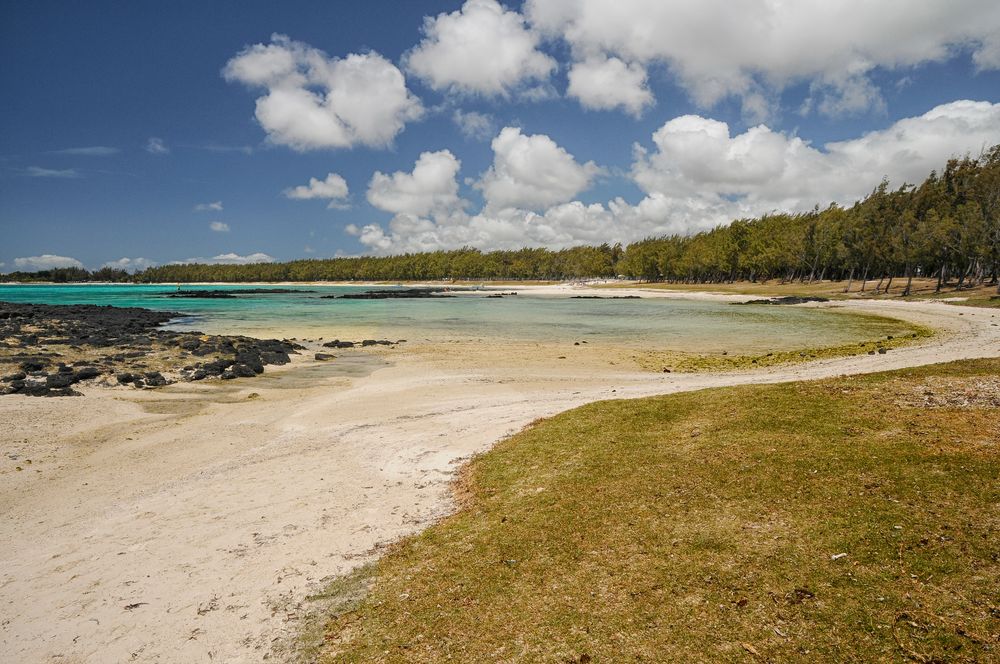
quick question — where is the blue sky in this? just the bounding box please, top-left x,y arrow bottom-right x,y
2,0 -> 999,271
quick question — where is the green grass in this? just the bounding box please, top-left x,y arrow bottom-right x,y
635,324 -> 933,373
312,360 -> 1000,663
599,277 -> 1000,306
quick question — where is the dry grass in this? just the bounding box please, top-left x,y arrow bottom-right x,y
312,359 -> 1000,663
632,326 -> 932,373
601,277 -> 1000,305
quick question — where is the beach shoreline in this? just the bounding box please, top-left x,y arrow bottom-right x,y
1,290 -> 998,663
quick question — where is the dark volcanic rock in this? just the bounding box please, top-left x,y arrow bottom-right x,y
144,372 -> 168,387
1,301 -> 303,397
165,288 -> 317,298
738,296 -> 830,305
46,373 -> 76,388
327,288 -> 466,300
230,364 -> 257,378
74,367 -> 101,381
322,340 -> 355,348
314,353 -> 336,361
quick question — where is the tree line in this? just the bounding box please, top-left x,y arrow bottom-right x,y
3,146 -> 997,293
616,146 -> 999,294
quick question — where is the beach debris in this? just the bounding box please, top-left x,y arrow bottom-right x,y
123,602 -> 147,611
831,552 -> 848,560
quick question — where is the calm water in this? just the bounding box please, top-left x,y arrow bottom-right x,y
0,284 -> 911,353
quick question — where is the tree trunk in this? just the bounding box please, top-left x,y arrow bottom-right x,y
860,264 -> 870,292
884,275 -> 894,294
875,274 -> 885,293
903,264 -> 914,297
844,266 -> 855,293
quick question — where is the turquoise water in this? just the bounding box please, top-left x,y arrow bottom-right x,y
0,284 -> 910,353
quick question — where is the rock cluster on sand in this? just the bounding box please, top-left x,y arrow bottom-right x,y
321,339 -> 405,348
0,302 -> 302,397
738,296 -> 830,305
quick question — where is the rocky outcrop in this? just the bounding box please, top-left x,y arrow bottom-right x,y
0,302 -> 302,397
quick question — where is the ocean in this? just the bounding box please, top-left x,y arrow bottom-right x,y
0,283 -> 912,353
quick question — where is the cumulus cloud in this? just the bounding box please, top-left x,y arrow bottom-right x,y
195,201 -> 224,211
367,150 -> 465,218
14,255 -> 84,271
406,0 -> 556,97
209,221 -> 231,232
526,0 -> 1000,116
283,172 -> 350,208
173,253 -> 275,265
145,137 -> 169,154
477,127 -> 602,210
50,146 -> 119,156
453,109 -> 496,140
23,166 -> 80,178
224,34 -> 423,151
101,257 -> 156,272
632,99 -> 1000,214
349,100 -> 1000,255
566,55 -> 653,116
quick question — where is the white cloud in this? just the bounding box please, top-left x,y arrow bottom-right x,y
224,34 -> 423,151
349,100 -> 1000,255
453,109 -> 496,140
566,55 -> 653,117
101,257 -> 156,272
146,137 -> 169,154
477,126 -> 601,210
406,0 -> 556,97
284,172 -> 350,208
367,150 -> 465,218
50,146 -> 119,156
209,221 -> 231,232
526,0 -> 1000,116
14,255 -> 84,271
23,166 -> 80,178
195,201 -> 224,211
173,253 -> 275,265
631,100 -> 1000,214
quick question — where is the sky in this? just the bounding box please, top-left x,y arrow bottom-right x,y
2,0 -> 1000,272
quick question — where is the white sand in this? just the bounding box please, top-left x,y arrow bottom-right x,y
1,290 -> 998,663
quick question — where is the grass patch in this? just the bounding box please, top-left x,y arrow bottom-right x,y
600,278 -> 1000,304
279,564 -> 377,663
318,359 -> 1000,663
634,323 -> 934,373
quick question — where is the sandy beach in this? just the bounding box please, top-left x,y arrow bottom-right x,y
1,287 -> 998,663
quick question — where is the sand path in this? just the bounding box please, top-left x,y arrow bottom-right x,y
1,290 -> 998,663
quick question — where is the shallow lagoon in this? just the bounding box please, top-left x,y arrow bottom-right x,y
0,283 -> 914,353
